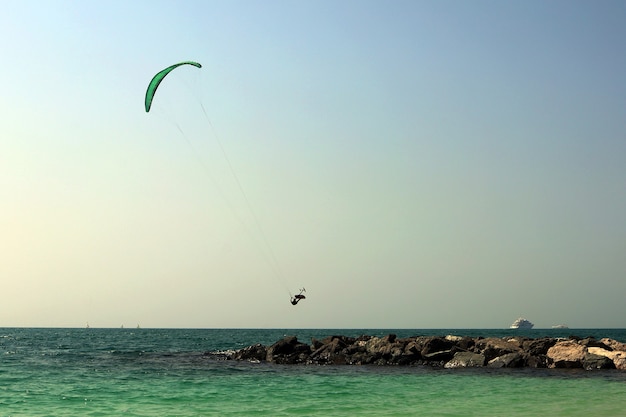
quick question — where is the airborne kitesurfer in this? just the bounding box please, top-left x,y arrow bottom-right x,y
290,288 -> 306,305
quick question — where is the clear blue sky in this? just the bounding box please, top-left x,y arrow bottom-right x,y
2,0 -> 625,328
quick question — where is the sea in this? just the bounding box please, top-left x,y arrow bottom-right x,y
2,328 -> 626,417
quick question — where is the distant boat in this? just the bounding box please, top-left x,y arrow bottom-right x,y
551,324 -> 569,329
510,317 -> 534,329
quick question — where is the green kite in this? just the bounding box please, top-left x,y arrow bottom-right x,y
145,61 -> 202,112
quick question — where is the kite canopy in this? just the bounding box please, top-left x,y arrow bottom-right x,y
145,61 -> 202,112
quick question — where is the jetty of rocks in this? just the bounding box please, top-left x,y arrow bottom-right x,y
218,334 -> 626,370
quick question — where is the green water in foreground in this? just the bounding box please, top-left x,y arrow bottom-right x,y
2,328 -> 626,416
5,362 -> 626,416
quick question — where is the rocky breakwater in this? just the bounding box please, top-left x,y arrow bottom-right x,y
227,334 -> 626,370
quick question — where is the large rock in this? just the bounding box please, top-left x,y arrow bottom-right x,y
577,337 -> 612,350
522,338 -> 558,356
583,353 -> 615,370
266,336 -> 310,364
232,343 -> 266,362
445,352 -> 485,368
403,340 -> 422,357
419,336 -> 456,357
474,337 -> 522,361
449,335 -> 476,351
524,353 -> 550,368
487,352 -> 525,368
588,347 -> 626,370
600,338 -> 626,352
310,337 -> 350,365
547,341 -> 586,368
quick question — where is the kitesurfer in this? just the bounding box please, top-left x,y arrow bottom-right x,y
290,288 -> 306,305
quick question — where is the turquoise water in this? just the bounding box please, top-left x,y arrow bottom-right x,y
2,328 -> 626,416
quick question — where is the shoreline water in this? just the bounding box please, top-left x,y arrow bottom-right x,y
3,328 -> 626,416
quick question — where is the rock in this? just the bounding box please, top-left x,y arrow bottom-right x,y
474,338 -> 522,361
524,354 -> 550,368
343,352 -> 365,365
394,353 -> 419,366
358,335 -> 413,365
419,337 -> 456,357
445,335 -> 463,342
445,352 -> 486,368
600,338 -> 626,352
487,352 -> 525,368
404,340 -> 421,356
547,341 -> 586,368
587,346 -> 611,357
311,338 -> 324,350
266,336 -> 310,364
365,336 -> 389,355
423,349 -> 455,362
583,353 -> 615,370
232,343 -> 266,362
588,347 -> 626,370
445,335 -> 475,351
267,336 -> 298,356
504,336 -> 526,348
310,337 -> 349,364
578,337 -> 611,350
522,338 -> 557,356
458,337 -> 476,351
611,353 -> 626,370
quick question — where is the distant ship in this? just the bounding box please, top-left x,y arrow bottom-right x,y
510,317 -> 534,329
551,324 -> 569,329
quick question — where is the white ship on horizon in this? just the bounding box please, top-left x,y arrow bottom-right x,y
509,317 -> 534,329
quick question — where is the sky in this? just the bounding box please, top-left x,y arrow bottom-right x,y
2,0 -> 625,329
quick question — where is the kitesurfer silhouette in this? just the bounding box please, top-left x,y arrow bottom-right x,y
290,288 -> 306,305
